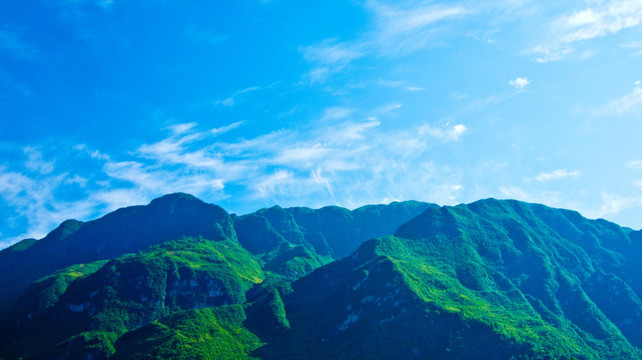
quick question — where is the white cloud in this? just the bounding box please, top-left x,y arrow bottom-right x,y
211,121 -> 244,135
379,80 -> 425,92
326,119 -> 381,142
302,1 -> 469,82
74,144 -> 111,161
92,188 -> 149,213
168,122 -> 197,135
64,175 -> 88,187
103,160 -> 225,201
0,167 -> 94,244
535,168 -> 581,182
311,168 -> 334,197
320,107 -> 354,122
626,160 -> 642,170
499,185 -> 533,202
216,97 -> 235,107
594,84 -> 642,116
24,147 -> 55,175
374,103 -> 402,114
367,1 -> 468,55
214,86 -> 260,107
274,146 -> 331,167
418,123 -> 468,142
136,127 -> 245,179
302,39 -> 364,64
509,77 -> 530,89
533,0 -> 642,62
253,170 -> 293,198
622,40 -> 642,56
0,108 -> 472,248
597,191 -> 642,217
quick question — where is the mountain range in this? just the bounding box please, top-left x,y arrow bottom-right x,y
1,193 -> 641,359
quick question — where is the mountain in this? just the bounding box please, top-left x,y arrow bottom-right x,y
0,193 -> 236,316
258,199 -> 642,359
0,194 -> 431,319
1,194 -> 642,359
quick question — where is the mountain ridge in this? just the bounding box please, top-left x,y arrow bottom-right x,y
1,193 -> 641,359
0,193 -> 432,319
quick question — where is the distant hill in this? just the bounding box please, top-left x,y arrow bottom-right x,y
1,194 -> 641,359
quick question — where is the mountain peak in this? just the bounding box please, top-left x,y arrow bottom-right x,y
44,219 -> 84,243
148,192 -> 205,206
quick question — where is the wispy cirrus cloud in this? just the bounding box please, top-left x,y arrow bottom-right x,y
626,160 -> 642,170
593,83 -> 642,116
302,0 -> 469,82
367,1 -> 468,54
532,0 -> 642,62
596,191 -> 642,218
535,168 -> 581,182
0,166 -> 95,245
24,147 -> 55,175
213,86 -> 260,107
418,123 -> 467,142
0,111 -> 470,248
379,80 -> 425,92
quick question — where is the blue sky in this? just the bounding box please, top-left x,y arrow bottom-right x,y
1,0 -> 642,248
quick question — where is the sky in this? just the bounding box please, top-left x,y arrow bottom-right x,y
1,0 -> 642,248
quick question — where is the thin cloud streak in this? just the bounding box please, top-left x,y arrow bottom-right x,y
535,169 -> 580,182
593,84 -> 642,116
532,0 -> 642,62
302,1 -> 469,82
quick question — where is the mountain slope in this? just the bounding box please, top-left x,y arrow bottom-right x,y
0,237 -> 263,359
256,199 -> 642,359
2,196 -> 642,359
0,193 -> 236,316
232,201 -> 433,279
0,194 -> 431,319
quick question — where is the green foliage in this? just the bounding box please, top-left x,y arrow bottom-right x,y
113,306 -> 262,360
244,275 -> 293,338
0,193 -> 236,317
3,196 -> 642,359
233,200 -> 433,280
15,260 -> 108,312
54,331 -> 119,359
0,237 -> 263,359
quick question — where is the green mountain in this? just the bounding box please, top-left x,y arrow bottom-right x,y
260,199 -> 642,359
1,195 -> 642,359
0,193 -> 431,319
0,193 -> 237,316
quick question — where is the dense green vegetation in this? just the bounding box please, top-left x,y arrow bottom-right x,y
0,193 -> 237,315
113,306 -> 263,360
0,237 -> 263,359
1,194 -> 642,359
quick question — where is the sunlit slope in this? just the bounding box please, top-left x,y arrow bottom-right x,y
257,199 -> 642,359
0,193 -> 237,315
0,237 -> 263,359
2,196 -> 642,359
